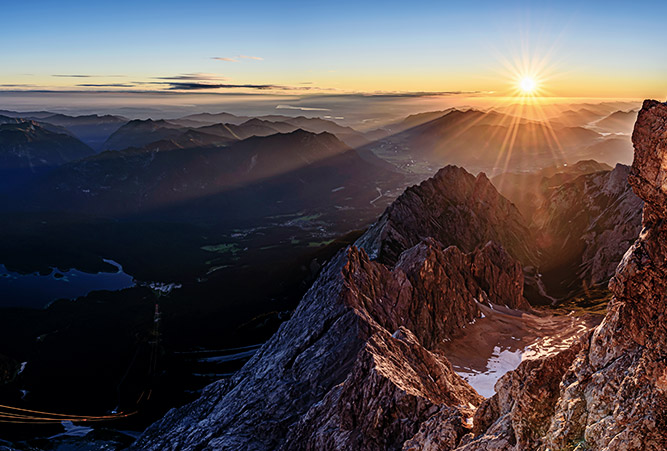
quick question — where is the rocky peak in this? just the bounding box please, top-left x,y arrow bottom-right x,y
629,99 -> 667,220
356,165 -> 537,266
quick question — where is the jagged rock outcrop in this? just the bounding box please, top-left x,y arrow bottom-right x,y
534,163 -> 643,295
464,100 -> 667,450
457,338 -> 585,450
133,231 -> 529,449
402,405 -> 471,451
356,165 -> 537,266
545,99 -> 667,450
281,327 -> 481,451
470,241 -> 530,311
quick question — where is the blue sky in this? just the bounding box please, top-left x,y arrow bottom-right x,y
1,0 -> 665,99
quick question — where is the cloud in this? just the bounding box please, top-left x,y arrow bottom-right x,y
76,83 -> 136,88
166,82 -> 279,91
211,55 -> 263,62
358,90 -> 482,98
52,74 -> 125,78
155,73 -> 230,81
276,104 -> 331,111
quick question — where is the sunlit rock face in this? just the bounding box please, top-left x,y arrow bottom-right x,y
546,99 -> 667,450
281,326 -> 481,451
464,100 -> 667,451
457,339 -> 585,450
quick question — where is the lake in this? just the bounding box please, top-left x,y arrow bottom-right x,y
0,259 -> 135,309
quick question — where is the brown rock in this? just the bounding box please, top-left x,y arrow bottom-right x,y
470,241 -> 530,310
544,99 -> 667,450
402,406 -> 471,451
281,327 -> 482,451
458,338 -> 584,450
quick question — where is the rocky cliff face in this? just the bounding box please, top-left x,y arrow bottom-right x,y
281,326 -> 480,451
491,159 -> 613,221
132,168 -> 532,450
462,100 -> 667,450
534,163 -> 643,296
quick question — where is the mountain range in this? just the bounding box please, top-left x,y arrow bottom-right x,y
593,109 -> 638,134
129,99 -> 667,451
0,121 -> 94,190
0,101 -> 656,450
364,108 -> 634,173
18,129 -> 401,226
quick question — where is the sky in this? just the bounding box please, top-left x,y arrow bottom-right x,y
0,0 -> 665,107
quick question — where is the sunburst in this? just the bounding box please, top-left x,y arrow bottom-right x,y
519,76 -> 537,95
477,43 -> 567,178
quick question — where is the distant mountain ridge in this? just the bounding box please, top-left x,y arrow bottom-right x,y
20,129 -> 402,225
593,109 -> 638,134
363,108 -> 612,174
0,121 -> 94,169
0,110 -> 127,150
491,159 -> 613,220
102,118 -> 185,150
103,115 -> 369,151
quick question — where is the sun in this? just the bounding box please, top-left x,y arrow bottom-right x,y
519,77 -> 537,94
